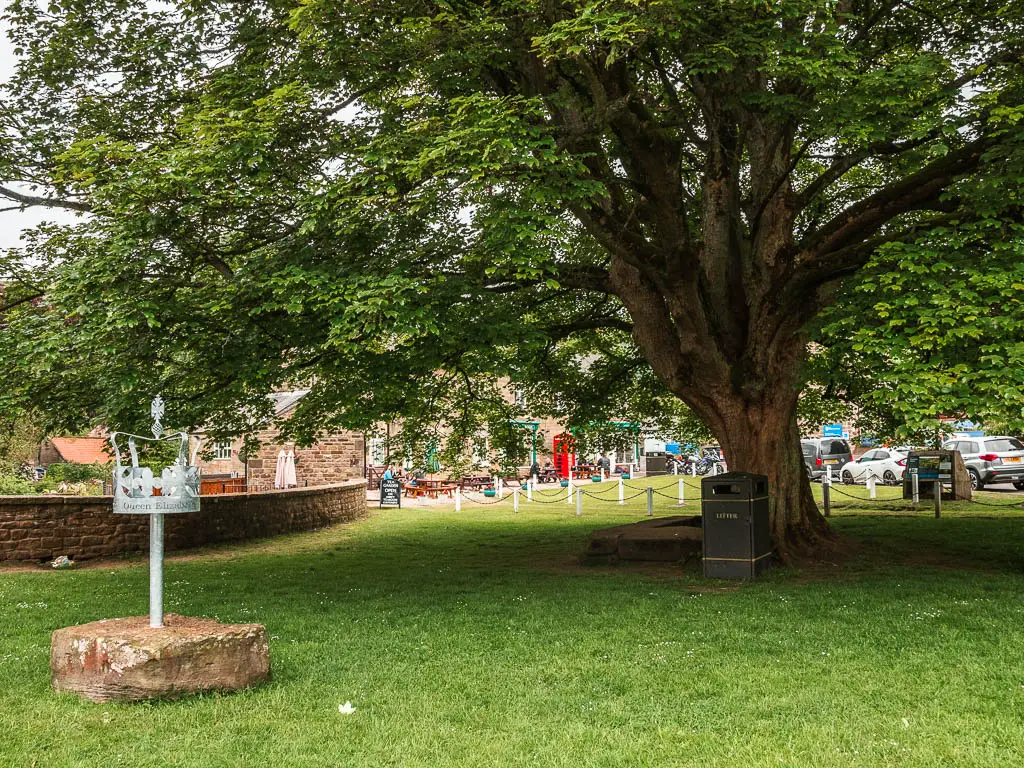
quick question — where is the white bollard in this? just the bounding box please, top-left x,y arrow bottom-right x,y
527,479 -> 533,503
826,465 -> 833,485
513,487 -> 519,513
497,477 -> 503,499
455,487 -> 461,512
912,472 -> 920,504
678,478 -> 685,506
672,460 -> 678,475
618,475 -> 624,505
567,469 -> 573,504
867,472 -> 876,499
601,468 -> 606,482
691,461 -> 696,477
576,488 -> 583,516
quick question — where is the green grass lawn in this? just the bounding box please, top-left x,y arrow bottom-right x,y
2,476 -> 1024,767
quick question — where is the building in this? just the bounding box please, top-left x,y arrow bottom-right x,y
196,390 -> 365,489
37,436 -> 112,466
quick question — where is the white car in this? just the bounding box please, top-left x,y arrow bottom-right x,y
839,448 -> 907,485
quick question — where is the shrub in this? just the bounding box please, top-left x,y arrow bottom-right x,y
0,473 -> 36,495
45,462 -> 110,484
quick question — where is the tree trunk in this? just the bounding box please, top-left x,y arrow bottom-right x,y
689,388 -> 836,561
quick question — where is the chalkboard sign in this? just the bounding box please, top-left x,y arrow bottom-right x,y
379,478 -> 401,508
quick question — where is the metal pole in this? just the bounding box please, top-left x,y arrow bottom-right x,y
822,478 -> 831,518
149,512 -> 164,628
912,472 -> 920,505
868,472 -> 876,499
455,487 -> 461,512
514,487 -> 519,514
618,475 -> 624,505
567,469 -> 573,504
934,480 -> 941,518
826,465 -> 833,485
576,488 -> 582,516
646,486 -> 653,517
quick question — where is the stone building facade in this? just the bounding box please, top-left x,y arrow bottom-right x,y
196,390 -> 365,489
245,431 -> 364,489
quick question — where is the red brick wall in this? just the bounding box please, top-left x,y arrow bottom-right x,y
0,481 -> 367,563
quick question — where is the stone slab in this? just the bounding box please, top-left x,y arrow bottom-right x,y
584,515 -> 702,563
51,614 -> 270,702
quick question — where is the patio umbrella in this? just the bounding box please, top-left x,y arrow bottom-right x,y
274,449 -> 287,489
284,450 -> 298,488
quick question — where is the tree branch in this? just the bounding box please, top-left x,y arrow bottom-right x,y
789,211 -> 965,295
798,135 -> 992,259
0,185 -> 92,213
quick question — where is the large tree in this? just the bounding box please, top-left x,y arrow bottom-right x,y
1,0 -> 1022,556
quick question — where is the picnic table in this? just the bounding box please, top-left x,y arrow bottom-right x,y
403,479 -> 458,499
459,475 -> 494,491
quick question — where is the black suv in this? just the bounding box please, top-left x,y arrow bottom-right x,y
801,438 -> 853,481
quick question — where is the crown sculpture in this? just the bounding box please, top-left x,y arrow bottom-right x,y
49,395 -> 270,704
110,395 -> 201,514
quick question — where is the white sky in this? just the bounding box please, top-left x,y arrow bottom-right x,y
0,15 -> 82,253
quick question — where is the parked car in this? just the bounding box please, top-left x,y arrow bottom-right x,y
940,435 -> 1024,490
839,449 -> 908,485
801,438 -> 853,481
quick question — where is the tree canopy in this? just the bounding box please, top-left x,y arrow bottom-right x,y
1,0 -> 1022,553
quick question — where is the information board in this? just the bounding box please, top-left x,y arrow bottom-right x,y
379,478 -> 402,508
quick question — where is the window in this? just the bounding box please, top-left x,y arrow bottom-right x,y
369,437 -> 387,465
212,441 -> 232,460
985,438 -> 1023,453
875,450 -> 890,460
857,451 -> 876,463
823,440 -> 848,455
472,435 -> 490,466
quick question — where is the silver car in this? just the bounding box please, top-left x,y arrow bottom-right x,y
941,435 -> 1024,490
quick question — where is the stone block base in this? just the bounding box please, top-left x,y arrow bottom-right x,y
583,515 -> 702,563
51,614 -> 270,702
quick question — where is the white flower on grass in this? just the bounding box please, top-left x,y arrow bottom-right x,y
338,701 -> 356,714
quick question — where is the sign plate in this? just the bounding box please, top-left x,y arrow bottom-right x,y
114,496 -> 201,514
822,424 -> 843,437
380,478 -> 402,508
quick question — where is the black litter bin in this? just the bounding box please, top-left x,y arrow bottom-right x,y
645,452 -> 668,476
701,472 -> 773,579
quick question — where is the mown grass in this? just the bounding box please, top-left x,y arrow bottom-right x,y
2,476 -> 1024,767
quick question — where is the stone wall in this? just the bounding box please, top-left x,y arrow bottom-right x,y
0,481 -> 367,563
245,431 -> 365,489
